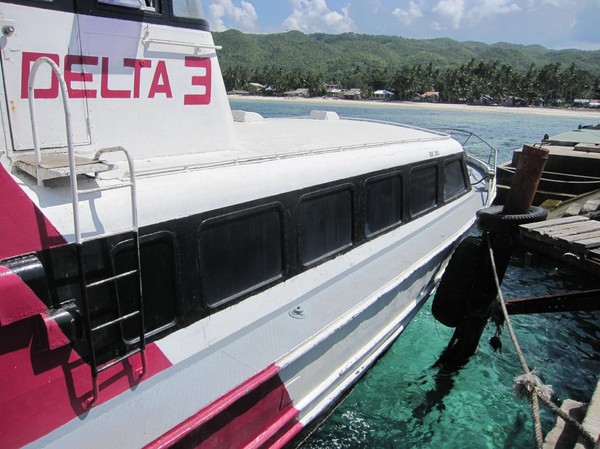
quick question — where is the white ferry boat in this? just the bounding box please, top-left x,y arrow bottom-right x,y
0,0 -> 496,447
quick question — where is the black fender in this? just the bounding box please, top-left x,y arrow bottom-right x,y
432,236 -> 485,327
476,206 -> 547,232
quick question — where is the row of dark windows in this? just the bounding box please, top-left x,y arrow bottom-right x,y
138,157 -> 467,327
39,156 -> 469,358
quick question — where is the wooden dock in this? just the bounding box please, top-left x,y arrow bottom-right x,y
519,215 -> 600,274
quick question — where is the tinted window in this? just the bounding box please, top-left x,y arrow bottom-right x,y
299,188 -> 352,265
444,158 -> 468,201
410,165 -> 438,217
199,206 -> 284,308
172,0 -> 205,18
365,173 -> 402,237
98,0 -> 158,10
112,232 -> 178,342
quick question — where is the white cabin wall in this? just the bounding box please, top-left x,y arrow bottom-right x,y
77,17 -> 237,157
0,4 -> 91,154
0,3 -> 237,161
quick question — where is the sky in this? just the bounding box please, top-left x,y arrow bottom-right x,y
204,0 -> 600,50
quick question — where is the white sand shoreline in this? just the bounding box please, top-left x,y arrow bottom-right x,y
228,94 -> 600,120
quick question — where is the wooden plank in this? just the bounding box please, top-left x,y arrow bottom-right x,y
521,223 -> 590,243
540,221 -> 600,238
572,236 -> 600,250
562,230 -> 600,244
518,235 -> 600,273
583,198 -> 600,213
521,229 -> 600,252
520,215 -> 588,231
520,228 -> 564,245
14,154 -> 112,182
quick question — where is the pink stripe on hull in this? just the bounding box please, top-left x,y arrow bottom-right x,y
146,364 -> 302,449
0,265 -> 47,325
0,315 -> 173,449
0,165 -> 66,260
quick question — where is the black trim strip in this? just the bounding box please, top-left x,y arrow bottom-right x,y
1,0 -> 211,31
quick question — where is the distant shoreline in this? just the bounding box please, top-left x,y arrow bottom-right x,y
228,94 -> 600,120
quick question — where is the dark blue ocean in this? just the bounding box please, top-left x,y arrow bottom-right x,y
231,98 -> 600,449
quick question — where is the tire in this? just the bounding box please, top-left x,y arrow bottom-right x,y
476,206 -> 547,232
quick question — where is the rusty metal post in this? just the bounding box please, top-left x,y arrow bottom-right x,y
502,145 -> 549,214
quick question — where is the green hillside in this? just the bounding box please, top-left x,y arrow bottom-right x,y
213,30 -> 600,77
213,30 -> 599,105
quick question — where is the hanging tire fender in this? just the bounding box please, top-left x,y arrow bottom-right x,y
476,206 -> 547,232
432,236 -> 485,327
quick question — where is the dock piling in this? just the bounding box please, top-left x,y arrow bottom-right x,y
435,145 -> 549,363
502,145 -> 549,215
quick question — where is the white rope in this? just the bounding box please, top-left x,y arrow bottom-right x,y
485,233 -> 597,449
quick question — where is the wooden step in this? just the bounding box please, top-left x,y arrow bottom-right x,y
14,154 -> 112,182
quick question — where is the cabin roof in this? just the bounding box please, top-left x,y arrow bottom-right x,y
233,113 -> 451,157
547,127 -> 600,146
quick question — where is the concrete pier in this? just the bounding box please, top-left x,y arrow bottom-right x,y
543,379 -> 600,449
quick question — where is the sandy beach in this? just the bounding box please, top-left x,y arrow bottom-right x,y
229,94 -> 600,120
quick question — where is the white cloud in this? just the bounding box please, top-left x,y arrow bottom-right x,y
430,0 -> 522,29
467,0 -> 521,21
368,0 -> 383,14
282,0 -> 354,33
392,1 -> 424,25
540,0 -> 578,6
207,0 -> 258,32
432,0 -> 465,29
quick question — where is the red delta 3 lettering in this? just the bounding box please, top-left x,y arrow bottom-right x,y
21,52 -> 212,105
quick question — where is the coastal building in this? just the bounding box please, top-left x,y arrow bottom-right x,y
373,89 -> 394,100
342,88 -> 362,100
283,88 -> 310,98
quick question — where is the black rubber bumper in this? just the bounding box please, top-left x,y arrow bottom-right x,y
476,206 -> 548,232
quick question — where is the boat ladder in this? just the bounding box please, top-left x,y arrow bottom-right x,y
27,57 -> 147,408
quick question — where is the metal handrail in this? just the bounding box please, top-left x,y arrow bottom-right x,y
27,59 -> 145,408
28,57 -> 81,242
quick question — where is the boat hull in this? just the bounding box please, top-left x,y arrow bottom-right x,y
10,167 -> 487,448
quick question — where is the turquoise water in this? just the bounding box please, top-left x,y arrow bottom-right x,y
230,99 -> 600,449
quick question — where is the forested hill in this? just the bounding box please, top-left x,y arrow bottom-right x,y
212,30 -> 600,77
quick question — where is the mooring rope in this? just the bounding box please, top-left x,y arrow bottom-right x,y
485,233 -> 597,449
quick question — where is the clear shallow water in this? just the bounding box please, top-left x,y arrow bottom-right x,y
231,99 -> 600,449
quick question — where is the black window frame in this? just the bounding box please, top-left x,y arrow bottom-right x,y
443,156 -> 470,202
9,0 -> 213,31
298,184 -> 354,267
409,163 -> 439,218
80,0 -> 211,30
110,230 -> 180,343
364,170 -> 403,238
2,0 -> 76,13
197,203 -> 286,310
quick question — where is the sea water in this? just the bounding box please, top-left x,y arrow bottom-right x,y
231,98 -> 600,449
